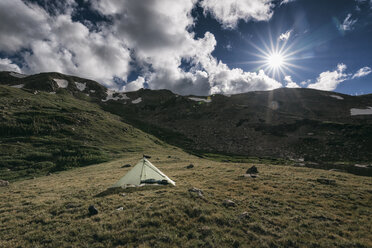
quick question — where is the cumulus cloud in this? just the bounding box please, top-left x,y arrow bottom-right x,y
0,0 -> 284,95
122,77 -> 145,92
0,0 -> 131,87
92,0 -> 281,95
352,66 -> 371,79
307,64 -> 349,91
280,0 -> 297,5
0,58 -> 22,73
284,76 -> 300,88
200,0 -> 274,29
279,30 -> 292,41
339,14 -> 357,31
0,0 -> 49,52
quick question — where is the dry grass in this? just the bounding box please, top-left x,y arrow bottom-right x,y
1,147 -> 371,247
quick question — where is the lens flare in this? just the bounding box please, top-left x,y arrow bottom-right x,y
267,52 -> 284,69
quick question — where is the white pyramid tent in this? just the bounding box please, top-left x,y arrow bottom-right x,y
111,158 -> 175,188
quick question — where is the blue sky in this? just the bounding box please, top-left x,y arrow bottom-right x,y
0,0 -> 371,95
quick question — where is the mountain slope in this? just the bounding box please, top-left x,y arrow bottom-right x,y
0,84 -> 164,181
101,88 -> 372,163
1,71 -> 371,173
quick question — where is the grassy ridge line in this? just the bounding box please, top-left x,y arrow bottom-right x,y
0,149 -> 371,247
0,85 -> 165,181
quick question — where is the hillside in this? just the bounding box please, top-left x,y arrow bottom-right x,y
0,83 -> 164,181
1,71 -> 371,179
101,88 -> 372,163
0,149 -> 371,247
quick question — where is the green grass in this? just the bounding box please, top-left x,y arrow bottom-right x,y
0,86 -> 165,181
0,148 -> 371,247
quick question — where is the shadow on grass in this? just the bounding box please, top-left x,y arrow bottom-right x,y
95,185 -> 172,197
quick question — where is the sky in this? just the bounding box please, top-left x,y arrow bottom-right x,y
0,0 -> 371,96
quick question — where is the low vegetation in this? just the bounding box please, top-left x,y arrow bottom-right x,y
0,85 -> 163,181
1,148 -> 371,247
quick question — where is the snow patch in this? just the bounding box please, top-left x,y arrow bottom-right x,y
9,72 -> 27,78
330,94 -> 344,100
54,79 -> 68,88
102,90 -> 130,102
74,82 -> 86,91
10,84 -> 24,88
132,97 -> 142,104
189,97 -> 212,103
350,107 -> 372,116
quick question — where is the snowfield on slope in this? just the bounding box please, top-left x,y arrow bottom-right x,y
330,94 -> 344,100
189,97 -> 212,103
9,72 -> 27,78
350,107 -> 372,116
132,97 -> 142,104
102,90 -> 130,102
54,79 -> 69,88
75,82 -> 86,91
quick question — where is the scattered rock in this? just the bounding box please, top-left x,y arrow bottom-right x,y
0,180 -> 9,187
143,154 -> 151,159
246,166 -> 258,174
242,174 -> 258,178
116,207 -> 124,211
199,226 -> 212,235
188,187 -> 204,197
186,164 -> 194,169
88,205 -> 98,216
329,169 -> 345,173
121,164 -> 131,168
223,199 -> 236,207
168,155 -> 171,158
316,178 -> 336,185
47,172 -> 52,176
294,163 -> 305,167
239,212 -> 250,219
119,193 -> 126,197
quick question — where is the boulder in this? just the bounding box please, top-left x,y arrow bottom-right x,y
316,178 -> 336,185
0,180 -> 9,187
88,205 -> 98,216
188,187 -> 203,197
186,164 -> 194,169
239,212 -> 250,219
121,164 -> 131,168
246,166 -> 258,174
223,199 -> 236,207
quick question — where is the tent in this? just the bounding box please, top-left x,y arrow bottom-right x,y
111,158 -> 175,188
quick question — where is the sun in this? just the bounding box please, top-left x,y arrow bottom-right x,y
245,31 -> 305,79
267,52 -> 284,69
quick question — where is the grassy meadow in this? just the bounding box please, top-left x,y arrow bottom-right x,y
1,147 -> 371,247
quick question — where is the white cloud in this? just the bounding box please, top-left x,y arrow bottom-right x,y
0,0 -> 49,52
308,64 -> 349,91
352,66 -> 372,79
339,14 -> 357,31
0,0 -> 131,87
280,0 -> 297,5
122,77 -> 145,92
92,0 -> 281,95
284,76 -> 300,88
0,0 -> 284,95
279,30 -> 292,41
0,58 -> 22,73
200,0 -> 274,29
